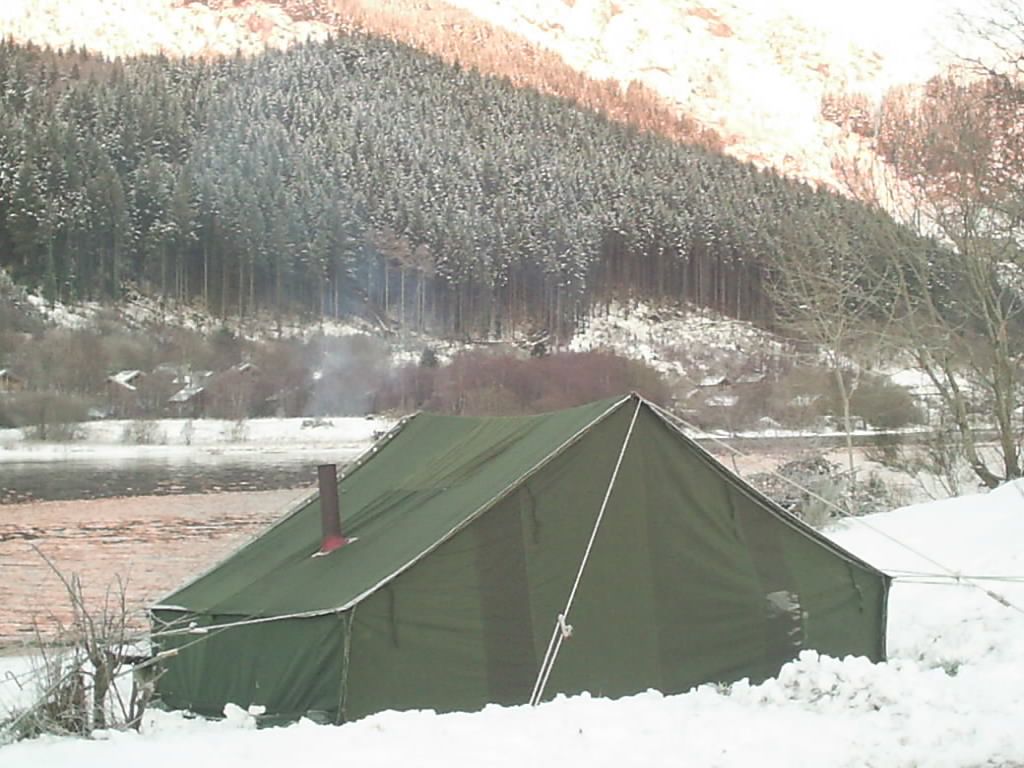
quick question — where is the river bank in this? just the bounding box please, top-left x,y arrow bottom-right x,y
0,415 -> 389,504
0,415 -> 392,464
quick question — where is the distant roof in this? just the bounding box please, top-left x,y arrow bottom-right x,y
160,396 -> 627,616
698,375 -> 730,387
734,372 -> 766,385
169,384 -> 205,403
107,369 -> 144,390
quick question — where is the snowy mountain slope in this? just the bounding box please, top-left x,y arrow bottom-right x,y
0,0 -> 334,59
443,0 -> 968,189
2,480 -> 1022,766
0,0 -> 966,190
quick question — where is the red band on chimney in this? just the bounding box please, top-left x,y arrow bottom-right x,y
319,533 -> 348,555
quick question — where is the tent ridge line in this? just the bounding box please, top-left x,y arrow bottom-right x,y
332,394 -> 636,613
149,413 -> 421,612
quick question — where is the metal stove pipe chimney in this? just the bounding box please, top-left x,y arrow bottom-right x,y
317,463 -> 348,555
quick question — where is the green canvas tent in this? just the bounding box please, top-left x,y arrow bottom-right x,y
152,393 -> 889,722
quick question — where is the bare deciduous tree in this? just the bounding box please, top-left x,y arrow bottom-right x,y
873,69 -> 1024,487
767,226 -> 896,484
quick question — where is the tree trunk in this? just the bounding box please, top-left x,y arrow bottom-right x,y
400,267 -> 406,329
203,240 -> 209,308
833,365 -> 858,485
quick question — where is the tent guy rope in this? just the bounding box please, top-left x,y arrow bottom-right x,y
529,398 -> 642,707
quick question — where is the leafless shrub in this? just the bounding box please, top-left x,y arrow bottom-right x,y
222,418 -> 249,443
1,550 -> 157,743
748,455 -> 898,528
11,391 -> 90,442
120,419 -> 164,445
377,349 -> 669,415
865,430 -> 978,499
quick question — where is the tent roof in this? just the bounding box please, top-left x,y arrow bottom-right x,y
157,396 -> 628,618
156,393 -> 886,622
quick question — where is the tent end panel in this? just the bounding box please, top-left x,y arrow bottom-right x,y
152,611 -> 347,722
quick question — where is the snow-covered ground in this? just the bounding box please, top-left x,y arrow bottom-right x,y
0,416 -> 393,464
2,480 -> 1021,766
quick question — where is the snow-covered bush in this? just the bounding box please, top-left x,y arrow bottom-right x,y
748,456 -> 899,527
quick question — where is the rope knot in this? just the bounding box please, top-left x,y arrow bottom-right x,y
557,613 -> 573,639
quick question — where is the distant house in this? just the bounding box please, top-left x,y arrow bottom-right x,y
168,383 -> 207,418
697,374 -> 731,388
0,369 -> 25,395
168,370 -> 214,418
734,372 -> 767,386
205,362 -> 261,419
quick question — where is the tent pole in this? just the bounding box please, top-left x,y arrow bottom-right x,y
529,398 -> 643,706
336,607 -> 355,724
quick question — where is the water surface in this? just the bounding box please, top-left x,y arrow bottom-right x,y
0,449 -> 363,504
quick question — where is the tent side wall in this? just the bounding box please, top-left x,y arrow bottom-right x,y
528,406 -> 886,700
567,406 -> 889,693
641,406 -> 889,667
153,610 -> 349,722
342,403 -> 635,720
343,402 -> 889,718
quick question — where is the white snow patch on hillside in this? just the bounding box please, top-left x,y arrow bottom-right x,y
23,295 -> 97,330
0,0 -> 331,60
3,480 -> 1022,766
570,302 -> 783,378
112,292 -> 376,341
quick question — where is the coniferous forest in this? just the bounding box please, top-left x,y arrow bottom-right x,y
0,33 -> 919,337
